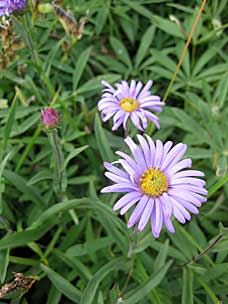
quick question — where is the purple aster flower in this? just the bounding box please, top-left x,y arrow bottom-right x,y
41,108 -> 59,128
98,80 -> 164,132
101,135 -> 207,238
0,0 -> 26,16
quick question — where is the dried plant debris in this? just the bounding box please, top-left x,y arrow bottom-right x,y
0,273 -> 38,300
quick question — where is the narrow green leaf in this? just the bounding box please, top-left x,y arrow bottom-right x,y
94,113 -> 113,162
0,152 -> 11,213
27,170 -> 52,185
64,145 -> 89,169
77,74 -> 120,95
73,47 -> 92,90
80,257 -> 126,304
3,95 -> 18,151
110,36 -> 132,68
135,25 -> 156,68
0,226 -> 52,250
124,260 -> 173,304
3,169 -> 44,208
0,249 -> 9,283
41,264 -> 81,304
182,268 -> 193,304
207,172 -> 228,198
154,239 -> 169,271
31,198 -> 90,229
196,277 -> 219,304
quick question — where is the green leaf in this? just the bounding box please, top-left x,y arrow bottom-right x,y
207,172 -> 228,198
196,276 -> 219,304
110,36 -> 132,68
0,226 -> 52,250
77,74 -> 120,95
31,198 -> 90,229
0,152 -> 11,213
94,114 -> 113,162
41,264 -> 81,303
124,260 -> 173,304
3,95 -> 18,151
182,267 -> 193,304
3,170 -> 44,208
0,248 -> 9,283
135,25 -> 156,68
66,237 -> 114,257
80,257 -> 126,304
27,170 -> 52,185
96,8 -> 109,35
154,239 -> 169,271
73,47 -> 92,90
63,145 -> 89,169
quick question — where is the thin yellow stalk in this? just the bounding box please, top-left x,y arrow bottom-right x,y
163,0 -> 207,102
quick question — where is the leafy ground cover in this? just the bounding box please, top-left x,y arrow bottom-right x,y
0,0 -> 228,303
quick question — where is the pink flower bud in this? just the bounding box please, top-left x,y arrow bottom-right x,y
41,108 -> 59,127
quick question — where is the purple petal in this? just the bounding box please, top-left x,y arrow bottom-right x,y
136,135 -> 151,167
101,183 -> 137,193
130,112 -> 144,131
104,172 -> 130,183
137,80 -> 153,100
151,198 -> 163,238
113,191 -> 142,211
101,80 -> 115,93
154,140 -> 164,168
160,193 -> 172,219
173,170 -> 205,178
164,217 -> 175,233
103,162 -> 129,179
129,80 -> 136,97
170,184 -> 208,196
144,134 -> 156,167
161,143 -> 187,171
127,195 -> 148,228
167,159 -> 192,175
138,198 -> 154,231
169,177 -> 206,187
170,195 -> 199,214
125,137 -> 147,170
134,81 -> 143,98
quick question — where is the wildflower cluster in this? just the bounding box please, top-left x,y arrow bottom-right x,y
99,80 -> 207,238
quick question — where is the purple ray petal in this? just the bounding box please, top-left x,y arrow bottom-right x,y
138,198 -> 154,231
127,195 -> 148,228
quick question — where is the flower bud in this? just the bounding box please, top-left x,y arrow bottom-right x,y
41,108 -> 59,128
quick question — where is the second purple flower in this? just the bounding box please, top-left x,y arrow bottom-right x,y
98,80 -> 165,131
0,0 -> 26,16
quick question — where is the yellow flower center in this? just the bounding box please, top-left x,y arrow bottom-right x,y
119,97 -> 139,112
139,167 -> 168,198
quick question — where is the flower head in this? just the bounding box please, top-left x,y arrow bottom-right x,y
41,108 -> 59,128
98,80 -> 164,131
0,0 -> 26,17
101,135 -> 207,238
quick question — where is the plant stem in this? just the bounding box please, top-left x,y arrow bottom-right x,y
183,234 -> 223,266
163,0 -> 207,102
128,228 -> 138,258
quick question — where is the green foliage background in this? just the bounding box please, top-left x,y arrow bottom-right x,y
0,0 -> 228,303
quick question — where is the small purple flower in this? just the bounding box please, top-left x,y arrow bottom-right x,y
0,0 -> 26,16
98,80 -> 164,131
41,108 -> 59,128
101,135 -> 207,238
